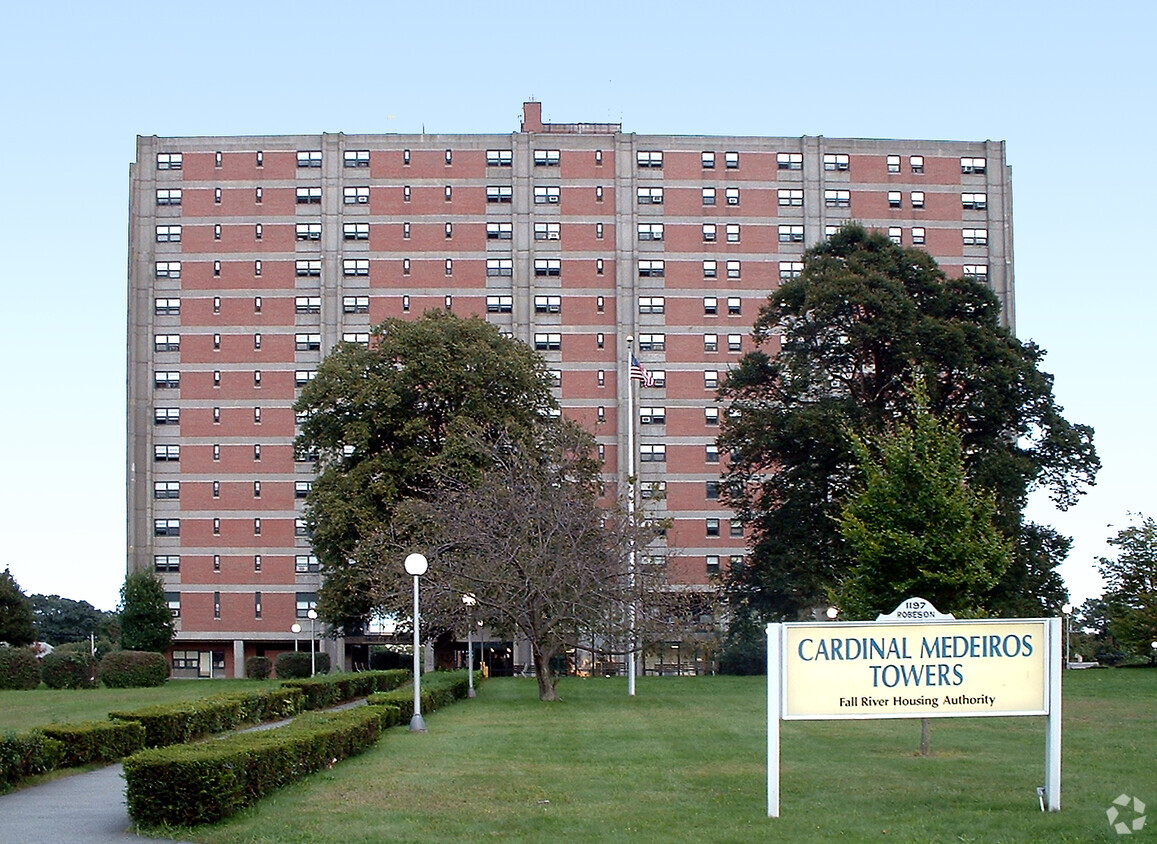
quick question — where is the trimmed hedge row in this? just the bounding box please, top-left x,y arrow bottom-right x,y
0,648 -> 41,690
101,651 -> 170,688
125,705 -> 403,826
365,669 -> 480,722
281,669 -> 411,710
41,720 -> 147,768
0,732 -> 63,791
109,687 -> 305,748
42,651 -> 100,690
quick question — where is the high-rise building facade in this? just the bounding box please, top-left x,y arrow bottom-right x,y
127,101 -> 1013,677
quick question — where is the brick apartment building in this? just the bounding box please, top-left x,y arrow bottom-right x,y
127,101 -> 1013,678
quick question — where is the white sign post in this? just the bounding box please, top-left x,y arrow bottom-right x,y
768,598 -> 1062,817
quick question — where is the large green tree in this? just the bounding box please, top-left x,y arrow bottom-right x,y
294,311 -> 559,632
0,568 -> 36,646
1096,516 -> 1157,660
719,225 -> 1098,621
119,571 -> 175,653
836,388 -> 1014,619
29,594 -> 113,646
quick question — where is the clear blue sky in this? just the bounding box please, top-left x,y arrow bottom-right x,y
1,0 -> 1152,611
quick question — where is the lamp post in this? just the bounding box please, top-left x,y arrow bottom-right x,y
307,609 -> 318,676
1150,641 -> 1156,666
463,593 -> 477,698
291,622 -> 301,652
1061,603 -> 1073,668
825,606 -> 839,621
405,553 -> 429,732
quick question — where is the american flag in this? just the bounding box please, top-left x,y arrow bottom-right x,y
630,355 -> 655,387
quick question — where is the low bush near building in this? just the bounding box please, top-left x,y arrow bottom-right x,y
41,650 -> 100,690
245,656 -> 272,680
101,650 -> 170,688
41,720 -> 146,768
0,647 -> 41,690
274,651 -> 330,679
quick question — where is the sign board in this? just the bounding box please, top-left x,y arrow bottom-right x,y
767,599 -> 1063,818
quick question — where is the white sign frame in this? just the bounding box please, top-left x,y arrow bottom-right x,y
767,611 -> 1062,817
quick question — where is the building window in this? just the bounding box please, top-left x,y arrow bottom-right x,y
213,443 -> 220,460
343,258 -> 370,276
595,149 -> 603,165
482,148 -> 514,167
444,185 -> 453,201
779,225 -> 804,243
402,149 -> 410,165
706,518 -> 721,537
962,264 -> 989,282
296,259 -> 322,277
296,593 -> 318,618
637,222 -> 664,241
637,333 -> 665,351
488,222 -> 513,239
296,187 -> 322,204
343,332 -> 370,346
295,333 -> 322,351
296,222 -> 322,241
535,222 -> 562,241
156,152 -> 182,170
912,227 -> 926,245
597,333 -> 605,349
726,224 -> 740,243
486,185 -> 513,202
154,334 -> 180,352
255,187 -> 263,203
534,295 -> 562,313
597,369 -> 606,387
636,187 -> 664,204
703,260 -> 717,279
534,333 -> 562,350
155,188 -> 182,206
166,593 -> 181,617
344,149 -> 370,167
730,519 -> 745,538
824,189 -> 850,208
911,191 -> 926,208
887,155 -> 901,173
962,192 -> 988,209
296,518 -> 309,536
888,191 -> 902,208
153,371 -> 180,389
343,295 -> 370,313
154,262 -> 181,279
296,369 -> 317,386
255,591 -> 262,618
214,189 -> 222,205
777,152 -> 803,170
963,228 -> 988,246
727,297 -> 742,315
702,223 -> 717,242
725,151 -> 739,169
888,227 -> 902,244
910,155 -> 924,174
153,480 -> 180,501
534,258 -> 562,276
252,480 -> 262,499
154,554 -> 180,572
534,186 -> 561,204
728,334 -> 743,352
154,408 -> 180,426
705,479 -> 721,499
704,371 -> 720,391
725,187 -> 740,206
402,185 -> 412,202
961,156 -> 987,174
638,296 -> 665,314
295,481 -> 312,499
638,260 -> 665,277
702,187 -> 716,206
486,295 -> 513,312
213,261 -> 221,277
779,261 -> 803,280
444,258 -> 453,277
296,555 -> 321,573
636,150 -> 663,168
155,225 -> 181,243
154,519 -> 180,537
705,444 -> 721,464
704,333 -> 718,352
297,150 -> 322,168
702,151 -> 716,169
705,407 -> 721,427
726,260 -> 741,279
534,149 -> 561,166
703,296 -> 718,315
823,153 -> 849,171
486,258 -> 514,277
341,186 -> 370,205
639,444 -> 666,462
595,222 -> 604,239
294,297 -> 322,317
639,406 -> 665,425
640,481 -> 666,499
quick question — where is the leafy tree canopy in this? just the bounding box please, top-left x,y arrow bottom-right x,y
119,571 -> 175,653
294,311 -> 560,631
719,225 -> 1098,620
29,594 -> 114,646
1095,516 -> 1157,659
0,567 -> 36,647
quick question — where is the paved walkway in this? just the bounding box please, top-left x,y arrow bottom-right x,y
0,699 -> 368,843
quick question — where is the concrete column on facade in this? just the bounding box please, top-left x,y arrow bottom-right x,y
802,135 -> 825,249
985,139 -> 1015,331
511,131 -> 534,345
233,639 -> 245,678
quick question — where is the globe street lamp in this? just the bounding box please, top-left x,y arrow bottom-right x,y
291,622 -> 301,652
1061,603 -> 1073,668
825,606 -> 839,621
404,553 -> 429,732
463,593 -> 477,698
307,609 -> 318,676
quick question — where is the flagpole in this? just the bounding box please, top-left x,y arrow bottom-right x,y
625,335 -> 637,697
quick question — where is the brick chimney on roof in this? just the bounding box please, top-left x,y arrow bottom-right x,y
521,101 -> 543,133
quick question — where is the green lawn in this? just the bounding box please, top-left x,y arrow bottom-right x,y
133,669 -> 1155,844
0,679 -> 276,732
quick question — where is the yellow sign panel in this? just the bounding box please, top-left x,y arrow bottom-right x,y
782,620 -> 1050,720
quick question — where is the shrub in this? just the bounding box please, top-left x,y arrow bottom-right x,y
366,669 -> 477,722
41,650 -> 100,689
101,650 -> 170,688
0,647 -> 40,690
281,669 -> 410,710
110,687 -> 304,748
245,656 -> 272,680
41,720 -> 146,768
275,651 -> 330,679
125,706 -> 394,826
0,732 -> 63,791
